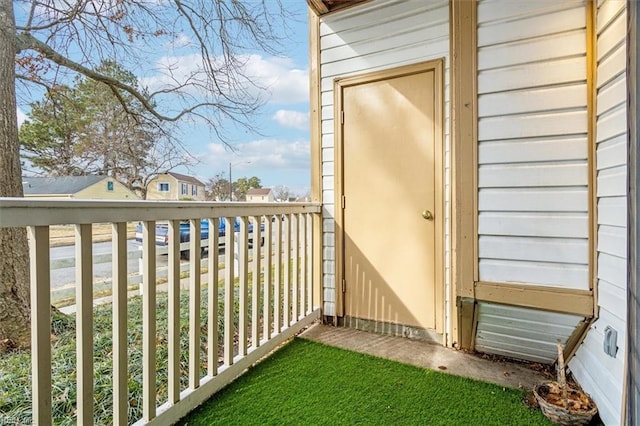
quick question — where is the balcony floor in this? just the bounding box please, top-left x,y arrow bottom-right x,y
299,324 -> 549,391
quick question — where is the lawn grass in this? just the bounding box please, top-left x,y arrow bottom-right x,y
180,338 -> 554,426
0,288 -> 238,425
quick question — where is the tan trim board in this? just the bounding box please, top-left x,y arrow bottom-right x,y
450,0 -> 478,349
475,281 -> 594,318
586,0 -> 599,318
309,9 -> 324,315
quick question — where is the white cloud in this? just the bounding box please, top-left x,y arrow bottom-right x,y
206,138 -> 309,171
16,108 -> 27,128
166,33 -> 193,49
140,54 -> 308,105
272,110 -> 309,130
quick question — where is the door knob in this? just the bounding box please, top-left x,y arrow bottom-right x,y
421,210 -> 434,221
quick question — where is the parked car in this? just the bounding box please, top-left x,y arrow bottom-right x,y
135,218 -> 262,259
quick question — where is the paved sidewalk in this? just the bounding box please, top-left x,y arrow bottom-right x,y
299,323 -> 549,391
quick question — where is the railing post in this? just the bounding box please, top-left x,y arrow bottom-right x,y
292,214 -> 299,322
251,216 -> 262,348
263,216 -> 273,340
224,217 -> 235,366
168,220 -> 181,404
75,224 -> 94,425
28,226 -> 52,426
273,215 -> 282,334
189,219 -> 202,390
142,221 -> 157,421
238,217 -> 249,356
300,213 -> 307,317
208,218 -> 220,377
282,215 -> 290,328
112,222 -> 128,425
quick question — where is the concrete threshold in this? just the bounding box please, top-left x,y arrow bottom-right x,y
299,323 -> 549,391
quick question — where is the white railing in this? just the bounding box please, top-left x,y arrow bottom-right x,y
0,199 -> 322,425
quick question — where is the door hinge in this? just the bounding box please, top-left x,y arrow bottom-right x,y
341,195 -> 346,209
342,278 -> 346,293
340,110 -> 344,124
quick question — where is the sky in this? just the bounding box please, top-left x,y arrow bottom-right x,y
16,1 -> 312,196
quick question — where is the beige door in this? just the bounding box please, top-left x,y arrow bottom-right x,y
338,61 -> 443,332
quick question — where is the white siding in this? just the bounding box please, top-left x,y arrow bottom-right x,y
475,303 -> 583,363
569,1 -> 627,424
318,0 -> 450,319
477,0 -> 590,289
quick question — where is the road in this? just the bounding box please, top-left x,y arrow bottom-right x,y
50,240 -> 163,289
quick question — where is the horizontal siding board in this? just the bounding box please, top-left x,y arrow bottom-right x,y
478,57 -> 586,94
475,302 -> 582,363
478,188 -> 587,212
596,165 -> 626,197
596,0 -> 625,34
596,42 -> 625,87
596,133 -> 626,169
478,163 -> 587,188
478,83 -> 587,118
321,39 -> 449,77
597,280 -> 626,321
596,10 -> 626,61
597,252 -> 627,290
597,196 -> 626,226
320,4 -> 448,49
478,6 -> 585,47
477,0 -> 584,25
597,224 -> 626,258
569,354 -> 618,426
321,22 -> 448,64
319,0 -> 447,36
479,212 -> 588,238
479,259 -> 588,288
477,30 -> 586,71
479,302 -> 583,325
596,73 -> 625,115
596,103 -> 626,142
478,317 -> 578,341
475,331 -> 559,360
478,110 -> 587,141
479,235 -> 588,264
478,137 -> 587,164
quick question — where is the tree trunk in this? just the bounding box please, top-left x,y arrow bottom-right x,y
0,0 -> 32,350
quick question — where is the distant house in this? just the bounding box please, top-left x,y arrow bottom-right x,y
146,172 -> 205,201
22,176 -> 139,200
246,188 -> 274,203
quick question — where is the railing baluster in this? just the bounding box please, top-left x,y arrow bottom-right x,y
238,217 -> 249,356
292,214 -> 299,322
263,216 -> 272,340
28,226 -> 52,426
208,218 -> 219,377
142,221 -> 157,421
299,214 -> 307,316
251,216 -> 261,348
168,220 -> 180,403
282,215 -> 290,328
273,215 -> 282,334
224,217 -> 235,366
112,222 -> 128,424
189,219 -> 201,390
307,213 -> 313,312
75,224 -> 94,425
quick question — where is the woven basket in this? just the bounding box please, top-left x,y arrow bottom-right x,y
533,382 -> 597,426
533,341 -> 597,425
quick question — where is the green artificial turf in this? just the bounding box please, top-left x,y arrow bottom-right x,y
180,338 -> 554,426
